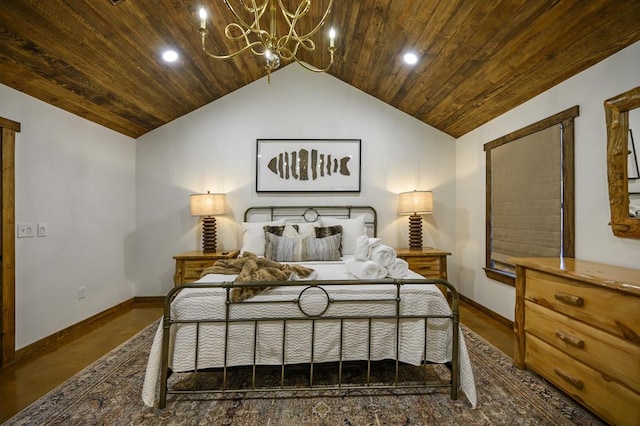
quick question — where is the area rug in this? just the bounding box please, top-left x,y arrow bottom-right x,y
4,320 -> 604,425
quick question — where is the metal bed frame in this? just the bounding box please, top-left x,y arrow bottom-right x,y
158,279 -> 460,408
156,206 -> 460,408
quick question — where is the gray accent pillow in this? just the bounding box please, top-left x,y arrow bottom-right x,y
265,232 -> 342,262
263,224 -> 298,236
314,225 -> 343,238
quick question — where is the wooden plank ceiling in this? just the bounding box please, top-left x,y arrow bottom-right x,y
1,0 -> 639,139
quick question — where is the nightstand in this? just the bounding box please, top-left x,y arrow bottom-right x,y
396,248 -> 451,295
173,250 -> 239,286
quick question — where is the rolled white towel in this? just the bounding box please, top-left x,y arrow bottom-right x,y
353,235 -> 383,261
368,237 -> 382,248
370,244 -> 397,267
346,258 -> 388,279
290,270 -> 319,281
387,258 -> 409,278
354,235 -> 371,261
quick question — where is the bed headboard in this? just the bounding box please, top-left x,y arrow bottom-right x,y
244,205 -> 378,237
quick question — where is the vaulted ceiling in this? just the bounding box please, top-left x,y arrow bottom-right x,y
1,1 -> 639,139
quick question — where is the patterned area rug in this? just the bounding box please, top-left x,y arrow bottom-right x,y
5,320 -> 604,425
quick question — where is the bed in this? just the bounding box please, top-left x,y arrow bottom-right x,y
142,206 -> 477,408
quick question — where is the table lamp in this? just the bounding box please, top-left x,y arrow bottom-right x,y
190,191 -> 225,253
398,190 -> 433,249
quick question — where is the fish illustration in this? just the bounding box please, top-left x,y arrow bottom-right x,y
267,149 -> 351,180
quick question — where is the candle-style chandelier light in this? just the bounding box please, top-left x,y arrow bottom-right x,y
198,1 -> 337,83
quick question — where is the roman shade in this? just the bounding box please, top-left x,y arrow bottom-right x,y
490,124 -> 562,273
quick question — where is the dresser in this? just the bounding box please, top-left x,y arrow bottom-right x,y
511,257 -> 640,426
173,250 -> 240,286
396,248 -> 450,295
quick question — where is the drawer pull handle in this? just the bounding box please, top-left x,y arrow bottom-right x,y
555,331 -> 585,349
554,292 -> 584,307
417,265 -> 432,270
554,368 -> 584,390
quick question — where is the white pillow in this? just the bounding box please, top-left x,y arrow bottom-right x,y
284,220 -> 320,235
282,222 -> 301,238
240,219 -> 286,256
320,215 -> 366,255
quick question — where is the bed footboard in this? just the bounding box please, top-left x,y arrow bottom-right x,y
157,279 -> 460,408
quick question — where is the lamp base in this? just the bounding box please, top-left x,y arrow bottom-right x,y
408,214 -> 423,249
202,216 -> 218,253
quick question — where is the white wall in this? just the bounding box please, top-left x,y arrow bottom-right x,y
0,85 -> 136,349
454,41 -> 640,321
135,65 -> 457,296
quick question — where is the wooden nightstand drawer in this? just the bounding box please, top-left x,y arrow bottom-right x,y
525,301 -> 640,392
173,250 -> 239,286
183,260 -> 216,282
526,333 -> 640,426
396,248 -> 450,298
396,248 -> 450,279
405,257 -> 441,277
525,269 -> 640,341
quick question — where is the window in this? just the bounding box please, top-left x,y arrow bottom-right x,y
483,106 -> 578,285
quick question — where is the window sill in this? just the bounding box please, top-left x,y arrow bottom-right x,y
483,267 -> 515,286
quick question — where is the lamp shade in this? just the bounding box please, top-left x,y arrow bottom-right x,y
190,192 -> 225,216
398,190 -> 433,215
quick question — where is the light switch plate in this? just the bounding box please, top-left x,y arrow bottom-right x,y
37,223 -> 47,237
17,223 -> 35,238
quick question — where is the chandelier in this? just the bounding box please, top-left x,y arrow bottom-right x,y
198,1 -> 336,82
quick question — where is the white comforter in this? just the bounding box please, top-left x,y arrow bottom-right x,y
142,260 -> 477,407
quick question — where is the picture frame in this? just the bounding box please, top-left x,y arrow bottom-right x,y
256,139 -> 361,193
629,128 -> 639,179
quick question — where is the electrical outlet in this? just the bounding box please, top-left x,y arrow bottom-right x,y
17,223 -> 35,238
37,223 -> 47,237
78,287 -> 86,300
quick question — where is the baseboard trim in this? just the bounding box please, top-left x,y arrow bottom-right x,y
459,294 -> 513,329
13,298 -> 139,364
133,296 -> 164,304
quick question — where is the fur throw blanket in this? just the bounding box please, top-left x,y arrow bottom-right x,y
200,252 -> 316,302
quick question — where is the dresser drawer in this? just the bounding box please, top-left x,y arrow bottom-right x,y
526,334 -> 640,426
405,257 -> 441,278
525,301 -> 640,392
525,269 -> 640,342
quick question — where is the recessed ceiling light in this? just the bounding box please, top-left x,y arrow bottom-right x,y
162,50 -> 179,63
403,52 -> 418,65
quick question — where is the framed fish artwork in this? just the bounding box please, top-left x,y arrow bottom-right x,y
256,139 -> 361,192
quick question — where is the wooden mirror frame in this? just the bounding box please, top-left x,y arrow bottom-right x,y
605,86 -> 640,239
